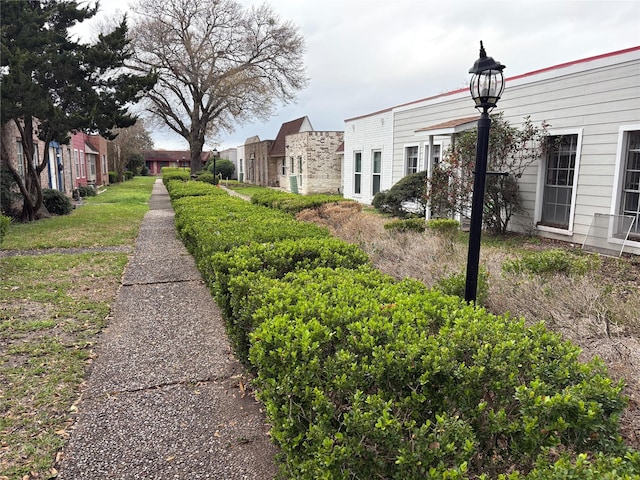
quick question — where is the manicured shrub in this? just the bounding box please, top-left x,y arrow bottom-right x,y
384,217 -> 427,233
208,239 -> 370,362
427,218 -> 460,235
166,180 -> 222,199
196,171 -> 215,184
0,214 -> 10,245
172,193 -> 329,266
502,248 -> 601,277
251,189 -> 347,214
108,171 -> 118,183
42,188 -> 73,215
161,167 -> 190,186
208,236 -> 370,316
247,269 -> 627,478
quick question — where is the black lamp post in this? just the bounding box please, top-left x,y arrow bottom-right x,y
211,148 -> 219,184
464,41 -> 505,303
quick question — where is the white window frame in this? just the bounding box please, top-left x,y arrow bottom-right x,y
281,158 -> 286,176
74,149 -> 80,179
353,151 -> 362,196
404,144 -> 420,176
611,124 -> 640,247
80,150 -> 86,178
534,128 -> 583,236
372,150 -> 382,196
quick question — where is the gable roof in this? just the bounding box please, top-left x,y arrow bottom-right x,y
245,135 -> 260,145
269,116 -> 312,157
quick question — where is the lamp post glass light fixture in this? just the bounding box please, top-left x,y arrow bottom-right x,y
464,41 -> 505,303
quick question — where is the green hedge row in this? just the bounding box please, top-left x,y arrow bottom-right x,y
164,178 -> 637,479
243,267 -> 632,478
207,239 -> 371,364
251,189 -> 348,214
166,180 -> 224,199
161,167 -> 191,186
172,193 -> 329,267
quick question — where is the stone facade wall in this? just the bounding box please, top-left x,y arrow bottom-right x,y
244,140 -> 274,186
281,131 -> 344,195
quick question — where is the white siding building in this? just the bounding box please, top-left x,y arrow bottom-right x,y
344,46 -> 640,255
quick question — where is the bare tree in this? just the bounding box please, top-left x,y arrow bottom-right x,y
107,120 -> 154,181
130,0 -> 308,173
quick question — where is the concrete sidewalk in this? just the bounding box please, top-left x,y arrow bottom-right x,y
58,179 -> 278,479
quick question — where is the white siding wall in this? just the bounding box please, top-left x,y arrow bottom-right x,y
345,48 -> 640,253
343,109 -> 394,204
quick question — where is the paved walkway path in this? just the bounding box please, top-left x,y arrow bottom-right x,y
58,179 -> 278,479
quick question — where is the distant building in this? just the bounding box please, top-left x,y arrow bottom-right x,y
143,150 -> 208,175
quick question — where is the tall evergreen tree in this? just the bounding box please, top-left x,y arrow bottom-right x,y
1,0 -> 156,221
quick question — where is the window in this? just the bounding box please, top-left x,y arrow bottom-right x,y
405,146 -> 419,175
89,155 -> 96,177
80,150 -> 86,178
620,130 -> 640,237
298,156 -> 303,187
354,152 -> 362,195
74,149 -> 80,179
432,144 -> 441,164
540,134 -> 578,230
290,156 -> 295,174
372,150 -> 381,195
16,141 -> 25,177
102,154 -> 107,174
281,158 -> 286,175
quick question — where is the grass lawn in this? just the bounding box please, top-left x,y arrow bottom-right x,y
0,177 -> 154,478
1,176 -> 155,250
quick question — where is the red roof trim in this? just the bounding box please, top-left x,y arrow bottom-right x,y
345,46 -> 640,123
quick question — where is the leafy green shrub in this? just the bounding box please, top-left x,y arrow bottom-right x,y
171,193 -> 329,266
207,158 -> 235,179
42,188 -> 73,215
251,189 -> 346,214
124,170 -> 134,180
77,185 -> 96,197
372,171 -> 428,218
434,267 -> 490,305
502,249 -> 601,277
162,167 -> 190,186
208,238 -> 370,362
427,218 -> 460,235
0,214 -> 10,245
247,272 -> 627,478
165,180 -> 223,199
384,217 -> 426,233
196,171 -> 215,184
108,171 -> 118,183
164,169 -> 633,478
505,450 -> 640,479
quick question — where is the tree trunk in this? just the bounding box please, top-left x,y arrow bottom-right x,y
189,126 -> 206,175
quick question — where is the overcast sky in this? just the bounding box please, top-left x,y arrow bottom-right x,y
75,0 -> 640,152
